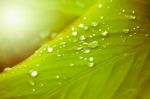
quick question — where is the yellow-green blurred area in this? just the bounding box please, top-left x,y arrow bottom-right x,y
0,0 -> 97,71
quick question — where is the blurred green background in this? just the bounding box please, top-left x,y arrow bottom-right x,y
0,0 -> 97,71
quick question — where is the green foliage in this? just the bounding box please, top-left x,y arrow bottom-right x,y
0,0 -> 150,99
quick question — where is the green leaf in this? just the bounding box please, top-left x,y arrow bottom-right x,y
0,0 -> 150,99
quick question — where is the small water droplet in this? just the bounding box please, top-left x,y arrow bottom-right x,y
83,49 -> 90,54
91,22 -> 98,27
80,35 -> 86,41
29,80 -> 35,86
100,16 -> 104,19
72,31 -> 78,36
56,75 -> 60,79
79,23 -> 85,28
87,41 -> 99,48
98,4 -> 102,8
77,46 -> 83,50
31,70 -> 38,77
145,34 -> 149,37
80,56 -> 84,60
69,64 -> 75,67
123,29 -> 130,34
101,31 -> 108,37
84,26 -> 89,30
3,67 -> 12,72
88,62 -> 94,67
48,47 -> 53,53
57,54 -> 61,57
32,88 -> 36,92
89,57 -> 94,62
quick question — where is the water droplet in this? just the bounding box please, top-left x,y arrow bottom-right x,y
29,80 -> 35,86
32,88 -> 36,92
89,57 -> 94,62
123,29 -> 130,34
91,22 -> 98,27
84,26 -> 89,30
36,64 -> 40,67
3,67 -> 12,72
72,31 -> 78,36
48,47 -> 53,53
77,46 -> 83,50
57,54 -> 61,57
79,23 -> 85,28
80,35 -> 86,41
127,15 -> 136,20
87,41 -> 99,48
145,34 -> 149,37
88,62 -> 94,67
40,83 -> 44,87
100,16 -> 104,19
122,9 -> 126,13
69,64 -> 75,67
101,31 -> 108,37
83,49 -> 90,54
56,75 -> 60,79
80,56 -> 84,60
31,70 -> 38,77
98,4 -> 102,8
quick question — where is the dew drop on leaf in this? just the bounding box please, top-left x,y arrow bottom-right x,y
88,62 -> 95,68
48,47 -> 53,53
123,29 -> 130,34
31,70 -> 38,77
80,35 -> 86,41
3,67 -> 12,72
72,31 -> 78,36
69,64 -> 75,67
89,57 -> 94,62
87,41 -> 99,48
101,31 -> 108,37
83,49 -> 90,54
55,75 -> 60,79
91,21 -> 98,27
98,4 -> 102,8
